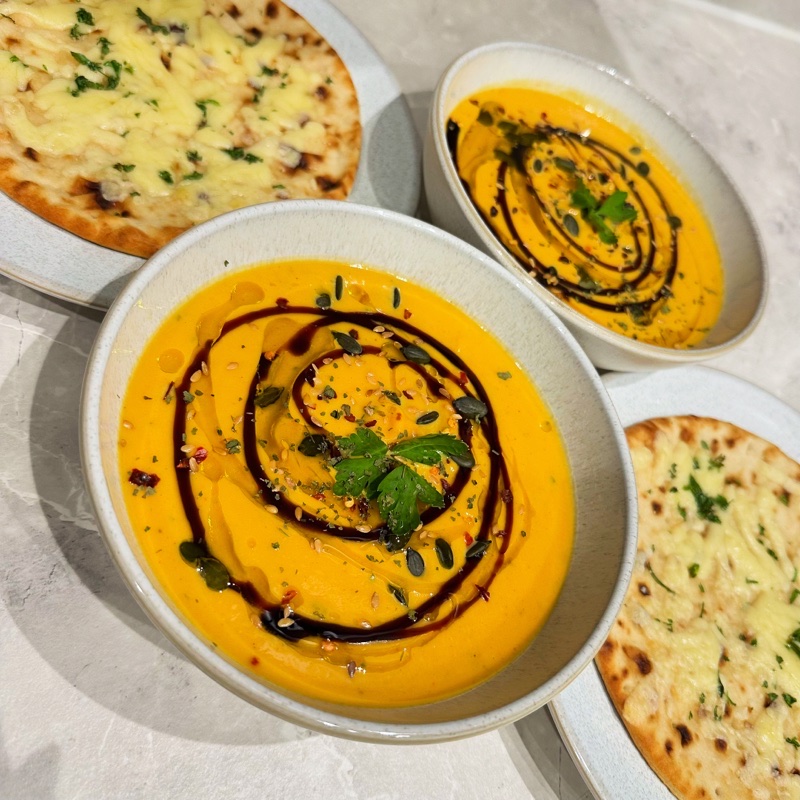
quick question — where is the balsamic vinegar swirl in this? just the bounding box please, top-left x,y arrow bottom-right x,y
448,117 -> 678,315
172,303 -> 512,645
445,88 -> 724,349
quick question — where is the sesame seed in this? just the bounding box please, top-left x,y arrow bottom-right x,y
265,504 -> 278,514
180,444 -> 196,454
190,370 -> 202,383
342,353 -> 353,365
186,409 -> 196,420
321,640 -> 336,652
280,448 -> 288,461
344,497 -> 355,508
355,524 -> 372,533
310,415 -> 324,427
122,419 -> 133,429
294,507 -> 302,521
233,415 -> 244,428
313,538 -> 322,553
227,362 -> 238,370
439,388 -> 451,399
277,617 -> 293,628
366,373 -> 377,385
364,406 -> 374,416
201,361 -> 209,375
371,592 -> 379,609
381,331 -> 394,339
373,325 -> 385,333
282,605 -> 292,618
188,457 -> 198,473
322,357 -> 332,365
360,620 -> 372,629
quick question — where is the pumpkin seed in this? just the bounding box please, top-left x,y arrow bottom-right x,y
416,411 -> 439,425
554,156 -> 575,173
388,584 -> 407,606
402,343 -> 431,364
254,386 -> 283,407
636,161 -> 650,177
315,292 -> 331,309
434,538 -> 454,569
179,540 -> 206,562
563,213 -> 579,237
452,396 -> 488,420
451,451 -> 476,469
197,557 -> 230,591
298,433 -> 330,457
383,390 -> 402,406
335,274 -> 343,300
466,540 -> 491,559
332,330 -> 362,355
392,287 -> 401,309
406,547 -> 424,577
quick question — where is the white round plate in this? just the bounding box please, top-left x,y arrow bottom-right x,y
0,0 -> 420,310
549,366 -> 800,799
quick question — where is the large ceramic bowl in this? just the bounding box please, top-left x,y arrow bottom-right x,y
81,200 -> 636,743
423,42 -> 766,371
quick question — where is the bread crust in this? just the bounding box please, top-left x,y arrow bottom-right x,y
0,0 -> 360,257
597,416 -> 800,800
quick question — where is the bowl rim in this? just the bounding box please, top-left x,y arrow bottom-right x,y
80,199 -> 638,743
429,40 -> 768,364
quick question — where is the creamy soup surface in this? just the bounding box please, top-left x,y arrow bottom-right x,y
119,260 -> 574,706
448,86 -> 724,349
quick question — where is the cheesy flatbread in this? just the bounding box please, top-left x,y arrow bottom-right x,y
0,0 -> 360,256
598,416 -> 800,800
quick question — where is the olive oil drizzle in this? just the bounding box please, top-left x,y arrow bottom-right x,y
447,118 -> 680,316
172,301 -> 514,644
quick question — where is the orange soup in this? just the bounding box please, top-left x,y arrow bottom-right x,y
448,87 -> 724,348
118,260 -> 574,706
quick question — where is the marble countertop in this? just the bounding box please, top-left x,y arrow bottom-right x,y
1,1 -> 798,797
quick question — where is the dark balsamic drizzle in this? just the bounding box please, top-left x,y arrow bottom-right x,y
447,118 -> 679,316
172,303 -> 513,644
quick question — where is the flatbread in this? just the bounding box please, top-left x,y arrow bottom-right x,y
597,416 -> 800,800
0,0 -> 360,256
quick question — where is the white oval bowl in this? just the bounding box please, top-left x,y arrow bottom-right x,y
80,200 -> 637,743
423,42 -> 767,371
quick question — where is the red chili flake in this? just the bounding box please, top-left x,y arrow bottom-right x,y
129,468 -> 160,487
464,532 -> 474,546
459,371 -> 468,386
250,656 -> 260,666
364,419 -> 377,428
275,297 -> 289,308
403,309 -> 412,319
475,584 -> 491,602
176,459 -> 189,469
281,589 -> 298,605
311,492 -> 325,501
194,447 -> 209,463
345,414 -> 356,423
501,489 -> 513,504
347,660 -> 356,678
349,328 -> 359,339
357,497 -> 369,518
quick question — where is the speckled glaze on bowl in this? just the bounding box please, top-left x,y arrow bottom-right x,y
80,200 -> 636,743
423,41 -> 767,371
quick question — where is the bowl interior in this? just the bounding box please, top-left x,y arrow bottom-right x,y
83,200 -> 635,740
429,43 -> 765,362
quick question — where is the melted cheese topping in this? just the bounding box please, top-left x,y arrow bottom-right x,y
0,0 -> 351,219
627,423 -> 800,795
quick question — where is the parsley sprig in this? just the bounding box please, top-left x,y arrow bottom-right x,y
328,427 -> 471,547
570,178 -> 637,245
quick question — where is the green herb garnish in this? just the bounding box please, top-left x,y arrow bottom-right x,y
570,178 -> 637,245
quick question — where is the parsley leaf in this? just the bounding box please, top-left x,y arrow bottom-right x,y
684,474 -> 728,523
376,465 -> 444,542
570,178 -> 637,245
337,427 -> 387,459
331,428 -> 391,498
136,7 -> 169,34
392,433 -> 470,466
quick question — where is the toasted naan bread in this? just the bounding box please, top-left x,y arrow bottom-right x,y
598,416 -> 800,800
0,0 -> 360,256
